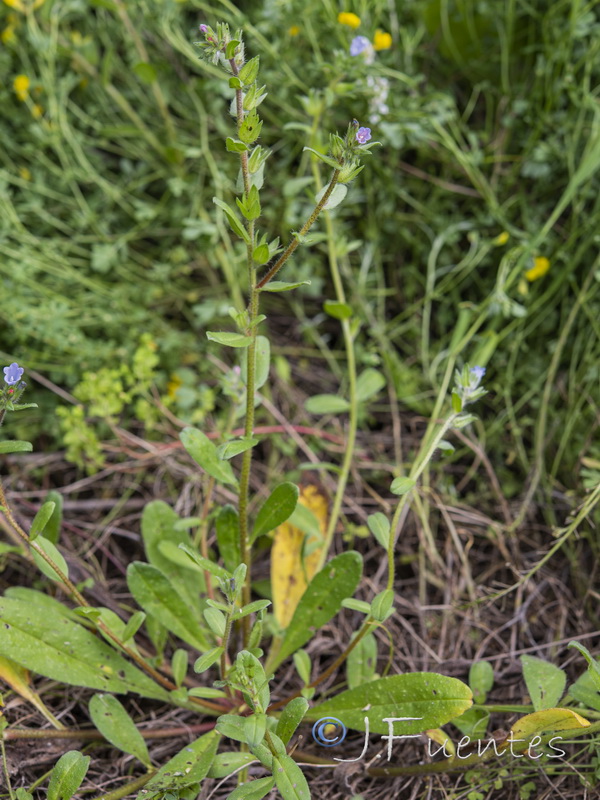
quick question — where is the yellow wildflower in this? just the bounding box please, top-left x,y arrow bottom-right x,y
373,29 -> 392,50
494,231 -> 509,246
288,25 -> 300,36
1,25 -> 16,44
13,74 -> 30,101
525,256 -> 550,282
1,0 -> 47,11
2,0 -> 25,10
337,12 -> 361,29
167,373 -> 183,400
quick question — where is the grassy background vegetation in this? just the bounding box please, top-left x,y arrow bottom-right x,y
2,0 -> 599,511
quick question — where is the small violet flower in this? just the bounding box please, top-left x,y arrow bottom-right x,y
350,36 -> 370,56
199,24 -> 209,33
470,365 -> 486,388
356,126 -> 372,144
3,363 -> 23,386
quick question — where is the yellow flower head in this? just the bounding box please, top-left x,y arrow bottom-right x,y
494,231 -> 509,246
1,25 -> 16,44
338,12 -> 361,29
13,74 -> 30,101
525,256 -> 550,282
288,25 -> 300,36
373,29 -> 392,50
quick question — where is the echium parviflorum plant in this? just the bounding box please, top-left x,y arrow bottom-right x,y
2,23 -> 600,800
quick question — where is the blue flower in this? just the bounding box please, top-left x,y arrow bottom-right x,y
356,126 -> 372,144
350,36 -> 370,56
470,366 -> 486,388
3,363 -> 23,386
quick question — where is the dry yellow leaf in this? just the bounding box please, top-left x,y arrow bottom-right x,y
271,484 -> 328,630
0,656 -> 65,728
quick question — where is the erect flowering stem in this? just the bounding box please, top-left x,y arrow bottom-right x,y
255,169 -> 341,289
227,55 -> 258,645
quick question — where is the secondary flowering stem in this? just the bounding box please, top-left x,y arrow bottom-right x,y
256,169 -> 341,289
386,413 -> 459,591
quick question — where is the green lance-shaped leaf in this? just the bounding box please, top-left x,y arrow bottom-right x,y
567,668 -> 600,711
276,697 -> 309,745
356,368 -> 386,402
171,649 -> 188,687
218,437 -> 259,460
225,777 -> 275,800
260,280 -> 311,292
305,394 -> 350,414
272,753 -> 311,800
520,655 -> 567,711
367,513 -> 390,549
135,730 -> 220,799
208,752 -> 256,779
242,334 -> 270,390
29,501 -> 56,541
31,536 -> 69,583
0,596 -> 171,701
216,714 -> 249,744
0,440 -> 33,454
305,673 -> 473,735
347,632 -> 378,690
252,482 -> 299,541
178,543 -> 231,581
272,551 -> 363,670
239,55 -> 260,85
180,427 -> 237,486
390,476 -> 416,496
568,641 -> 600,691
323,300 -> 352,320
142,501 -> 204,611
213,197 -> 251,243
41,490 -> 63,544
303,146 -> 342,170
216,504 -> 241,572
127,562 -> 210,652
47,751 -> 90,800
88,693 -> 150,767
207,331 -> 253,348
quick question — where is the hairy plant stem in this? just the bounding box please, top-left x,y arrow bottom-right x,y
310,161 -> 358,573
0,480 -> 227,714
256,169 -> 341,289
229,56 -> 256,645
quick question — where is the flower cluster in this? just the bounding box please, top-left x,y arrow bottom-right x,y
327,121 -> 378,183
195,22 -> 245,68
453,365 -> 487,410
